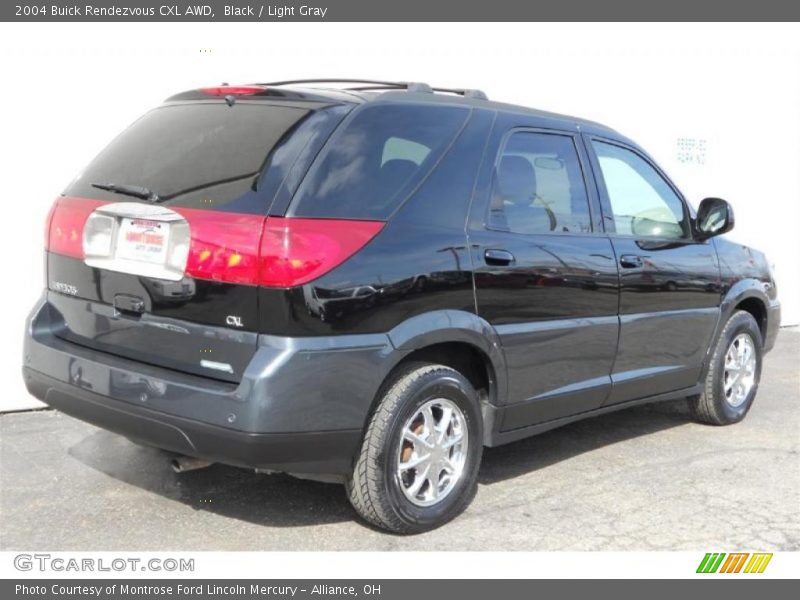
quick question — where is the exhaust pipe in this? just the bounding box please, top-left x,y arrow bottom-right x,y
171,456 -> 213,473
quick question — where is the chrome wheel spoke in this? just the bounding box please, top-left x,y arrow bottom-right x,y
421,405 -> 435,436
741,344 -> 752,365
443,431 -> 464,449
400,452 -> 431,471
428,475 -> 440,500
437,406 -> 453,430
733,370 -> 744,388
406,465 -> 430,497
404,430 -> 434,449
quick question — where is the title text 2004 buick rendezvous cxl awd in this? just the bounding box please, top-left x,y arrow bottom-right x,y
23,79 -> 780,533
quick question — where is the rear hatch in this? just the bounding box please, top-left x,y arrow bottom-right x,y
45,97 -> 341,382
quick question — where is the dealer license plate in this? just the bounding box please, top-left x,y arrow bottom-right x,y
115,218 -> 170,265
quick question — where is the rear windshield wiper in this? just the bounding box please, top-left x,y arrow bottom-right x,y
91,183 -> 161,203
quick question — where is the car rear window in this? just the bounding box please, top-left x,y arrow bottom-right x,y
288,103 -> 469,220
66,103 -> 311,211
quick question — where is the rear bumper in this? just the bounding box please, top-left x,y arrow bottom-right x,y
23,367 -> 360,475
23,294 -> 396,475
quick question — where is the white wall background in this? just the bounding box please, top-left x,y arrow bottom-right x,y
1,22 -> 798,411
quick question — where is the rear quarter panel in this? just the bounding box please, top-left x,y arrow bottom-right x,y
258,107 -> 497,336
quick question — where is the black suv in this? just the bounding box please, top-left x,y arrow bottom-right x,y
24,79 -> 780,533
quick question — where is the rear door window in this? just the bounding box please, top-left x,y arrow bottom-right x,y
288,103 -> 469,219
66,103 -> 311,212
490,131 -> 592,234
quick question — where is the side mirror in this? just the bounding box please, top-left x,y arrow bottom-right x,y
695,197 -> 734,240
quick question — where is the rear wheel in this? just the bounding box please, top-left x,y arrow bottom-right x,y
346,363 -> 483,534
689,310 -> 763,425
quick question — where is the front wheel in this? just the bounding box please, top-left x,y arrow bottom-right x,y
689,310 -> 763,425
346,362 -> 483,534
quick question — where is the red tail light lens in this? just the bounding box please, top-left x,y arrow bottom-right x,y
45,196 -> 109,259
259,217 -> 384,287
176,208 -> 265,285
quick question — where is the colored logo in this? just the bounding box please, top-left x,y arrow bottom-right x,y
697,552 -> 773,574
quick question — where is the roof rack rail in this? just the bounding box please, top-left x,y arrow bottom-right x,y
434,87 -> 488,101
256,79 -> 488,100
257,78 -> 421,89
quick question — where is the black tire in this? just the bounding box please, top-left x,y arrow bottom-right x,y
346,362 -> 483,534
689,310 -> 763,425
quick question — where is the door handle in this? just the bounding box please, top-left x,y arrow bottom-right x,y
484,249 -> 515,266
619,254 -> 643,268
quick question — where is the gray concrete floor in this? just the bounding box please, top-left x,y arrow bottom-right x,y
1,330 -> 798,551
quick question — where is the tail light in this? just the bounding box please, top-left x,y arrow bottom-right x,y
177,209 -> 265,285
259,217 -> 384,287
46,196 -> 109,259
46,197 -> 384,288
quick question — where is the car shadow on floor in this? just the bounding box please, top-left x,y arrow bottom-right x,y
68,431 -> 357,528
67,398 -> 695,529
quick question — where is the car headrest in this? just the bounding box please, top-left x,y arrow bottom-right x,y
380,159 -> 418,184
497,156 -> 536,205
373,159 -> 419,209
